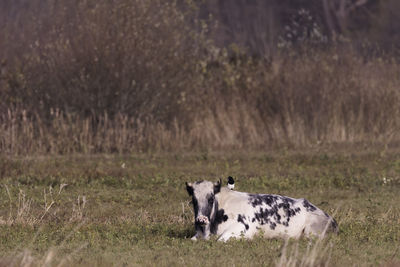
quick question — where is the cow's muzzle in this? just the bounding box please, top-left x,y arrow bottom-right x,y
195,215 -> 209,225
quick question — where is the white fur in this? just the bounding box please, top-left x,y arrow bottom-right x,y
188,182 -> 337,242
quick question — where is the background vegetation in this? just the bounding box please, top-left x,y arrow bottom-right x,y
1,0 -> 400,154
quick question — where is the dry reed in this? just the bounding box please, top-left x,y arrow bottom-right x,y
1,1 -> 400,155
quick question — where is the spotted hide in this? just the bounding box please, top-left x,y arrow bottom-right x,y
186,179 -> 338,241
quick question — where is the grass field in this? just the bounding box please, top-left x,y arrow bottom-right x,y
0,149 -> 400,266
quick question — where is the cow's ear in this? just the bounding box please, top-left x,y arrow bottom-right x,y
214,179 -> 221,194
186,182 -> 193,196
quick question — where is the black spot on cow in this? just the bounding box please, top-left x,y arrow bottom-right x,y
191,198 -> 199,216
302,199 -> 317,212
210,206 -> 228,234
330,218 -> 339,233
198,193 -> 215,219
248,194 -> 295,208
186,183 -> 194,196
248,194 -> 278,207
253,207 -> 275,228
250,195 -> 301,229
195,223 -> 205,234
275,213 -> 281,222
237,214 -> 249,230
215,209 -> 228,224
214,182 -> 221,194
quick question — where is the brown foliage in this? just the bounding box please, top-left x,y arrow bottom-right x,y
1,1 -> 400,154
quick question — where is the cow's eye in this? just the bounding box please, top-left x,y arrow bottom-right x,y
208,197 -> 214,204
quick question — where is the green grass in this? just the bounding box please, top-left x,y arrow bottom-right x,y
0,150 -> 400,266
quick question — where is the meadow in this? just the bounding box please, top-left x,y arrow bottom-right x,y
0,148 -> 399,266
1,1 -> 400,266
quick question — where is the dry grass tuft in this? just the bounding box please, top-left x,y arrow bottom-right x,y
0,243 -> 88,267
0,184 -> 83,226
276,238 -> 334,267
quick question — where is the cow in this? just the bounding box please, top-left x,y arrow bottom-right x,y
186,177 -> 338,241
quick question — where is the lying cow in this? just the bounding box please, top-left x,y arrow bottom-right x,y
186,177 -> 338,241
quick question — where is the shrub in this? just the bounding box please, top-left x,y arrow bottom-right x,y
1,1 -> 400,154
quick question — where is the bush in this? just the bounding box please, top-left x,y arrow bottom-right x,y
1,0 -> 400,154
1,0 -> 209,124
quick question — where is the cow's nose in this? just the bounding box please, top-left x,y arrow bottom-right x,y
196,215 -> 209,225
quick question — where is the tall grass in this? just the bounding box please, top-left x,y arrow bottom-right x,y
1,0 -> 400,155
1,184 -> 71,226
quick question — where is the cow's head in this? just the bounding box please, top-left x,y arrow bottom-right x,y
186,180 -> 221,226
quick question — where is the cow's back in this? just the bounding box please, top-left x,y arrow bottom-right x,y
215,188 -> 337,239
